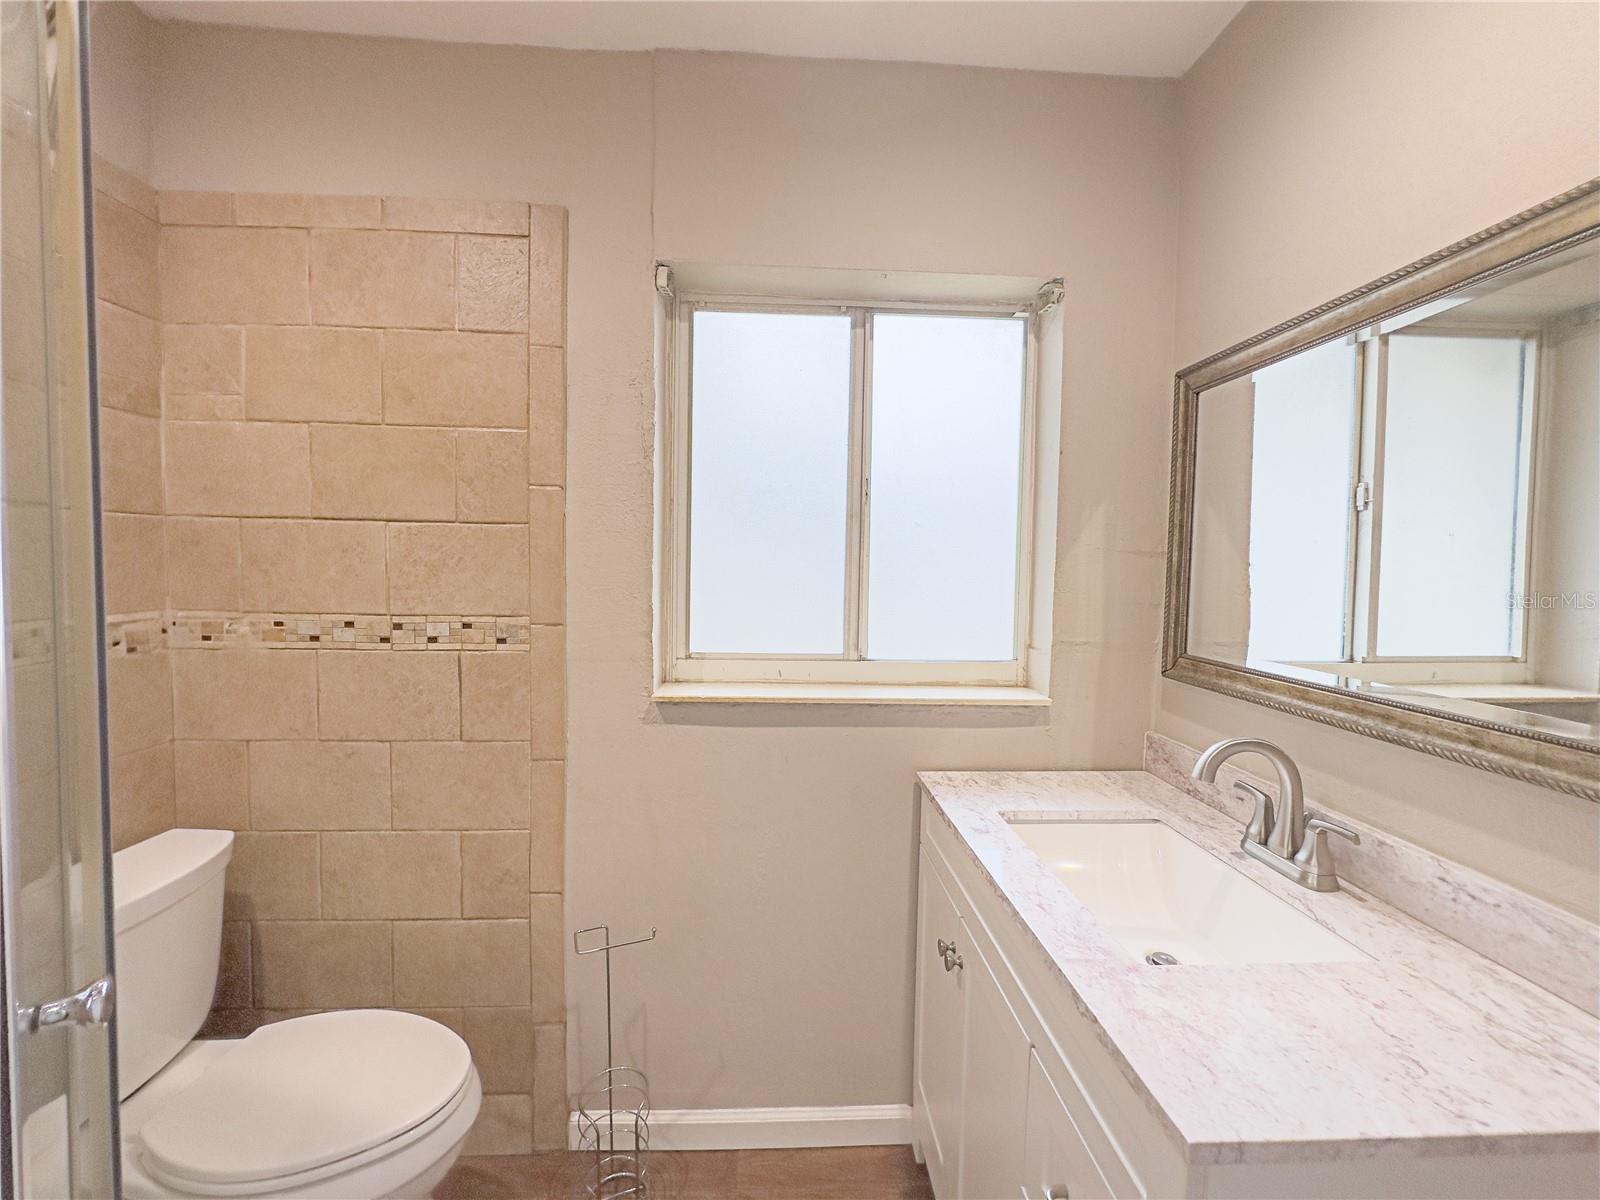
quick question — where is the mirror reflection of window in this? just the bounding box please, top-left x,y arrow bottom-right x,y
1376,333 -> 1532,659
1246,341 -> 1358,664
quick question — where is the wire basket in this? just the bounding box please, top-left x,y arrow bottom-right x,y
573,925 -> 657,1199
576,1065 -> 651,1198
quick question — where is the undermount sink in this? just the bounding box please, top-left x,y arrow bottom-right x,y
1005,818 -> 1366,966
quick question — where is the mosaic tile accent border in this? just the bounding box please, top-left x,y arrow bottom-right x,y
106,617 -> 167,657
169,613 -> 532,650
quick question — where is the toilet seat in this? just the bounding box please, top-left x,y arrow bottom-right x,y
136,1010 -> 474,1197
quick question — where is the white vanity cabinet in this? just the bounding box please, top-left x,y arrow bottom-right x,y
912,824 -> 1170,1200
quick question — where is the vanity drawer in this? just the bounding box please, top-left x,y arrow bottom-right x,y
1022,1047 -> 1115,1200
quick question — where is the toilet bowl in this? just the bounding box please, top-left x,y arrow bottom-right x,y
112,830 -> 482,1199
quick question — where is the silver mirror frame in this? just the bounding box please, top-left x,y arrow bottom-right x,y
1163,180 -> 1600,802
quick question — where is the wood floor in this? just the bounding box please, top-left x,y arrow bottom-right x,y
437,1146 -> 935,1199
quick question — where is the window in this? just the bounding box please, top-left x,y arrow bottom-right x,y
1245,327 -> 1536,669
655,265 -> 1060,700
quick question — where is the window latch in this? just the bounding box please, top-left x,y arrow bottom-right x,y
1353,479 -> 1373,512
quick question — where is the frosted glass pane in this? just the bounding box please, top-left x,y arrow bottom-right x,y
1246,340 -> 1358,663
866,314 -> 1024,661
688,310 -> 851,654
1377,334 -> 1526,657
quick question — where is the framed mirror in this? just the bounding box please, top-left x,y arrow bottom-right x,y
1165,181 -> 1600,800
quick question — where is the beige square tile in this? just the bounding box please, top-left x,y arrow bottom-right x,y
106,650 -> 173,757
174,740 -> 249,829
96,301 -> 160,415
461,653 -> 531,742
381,330 -> 527,428
109,743 -> 175,852
389,523 -> 529,614
161,226 -> 310,325
532,1023 -> 567,1151
232,192 -> 307,227
527,346 -> 565,487
462,1094 -> 534,1156
311,425 -> 454,520
455,430 -> 527,523
172,649 -> 317,740
226,832 -> 320,920
249,740 -> 391,830
310,229 -> 454,328
9,661 -> 57,785
166,517 -> 241,611
528,893 -> 564,1024
528,761 -> 564,894
165,421 -> 312,517
168,393 -> 246,420
102,512 -> 165,616
318,652 -> 460,741
306,195 -> 384,228
405,1008 -> 466,1038
393,919 -> 531,1007
99,408 -> 163,514
528,625 -> 565,760
461,1007 -> 535,1094
254,921 -> 392,1008
528,205 -> 565,348
3,384 -> 47,506
244,326 -> 381,423
94,194 -> 160,318
457,236 -> 529,333
321,831 -> 460,919
383,197 -> 528,236
239,519 -> 388,612
462,831 -> 530,919
392,742 -> 530,830
528,487 -> 565,623
216,920 -> 253,1009
163,324 -> 242,396
92,158 -> 157,220
159,190 -> 235,225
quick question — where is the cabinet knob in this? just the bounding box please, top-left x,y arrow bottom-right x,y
1045,1188 -> 1070,1200
937,938 -> 963,972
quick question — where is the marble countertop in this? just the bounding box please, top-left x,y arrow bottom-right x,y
917,768 -> 1600,1166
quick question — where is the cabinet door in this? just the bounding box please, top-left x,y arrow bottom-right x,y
957,918 -> 1032,1200
1021,1050 -> 1115,1200
914,851 -> 966,1196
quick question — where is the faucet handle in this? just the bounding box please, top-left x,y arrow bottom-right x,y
1292,815 -> 1361,887
1233,781 -> 1273,846
1304,815 -> 1361,844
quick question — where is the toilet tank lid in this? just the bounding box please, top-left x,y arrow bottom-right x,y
113,829 -> 233,934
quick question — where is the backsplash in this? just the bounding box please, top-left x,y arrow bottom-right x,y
1145,732 -> 1599,1016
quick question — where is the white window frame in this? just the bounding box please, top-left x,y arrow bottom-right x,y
653,263 -> 1061,702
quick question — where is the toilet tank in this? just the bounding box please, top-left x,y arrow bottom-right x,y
111,829 -> 233,1099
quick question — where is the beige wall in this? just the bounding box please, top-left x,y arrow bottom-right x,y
86,0 -> 1598,1125
112,17 -> 1180,1111
1166,0 -> 1600,920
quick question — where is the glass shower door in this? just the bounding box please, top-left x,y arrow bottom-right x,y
1,1 -> 121,1196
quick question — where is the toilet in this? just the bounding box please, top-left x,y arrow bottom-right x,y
112,829 -> 482,1199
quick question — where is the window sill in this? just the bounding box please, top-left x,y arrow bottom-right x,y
651,681 -> 1051,706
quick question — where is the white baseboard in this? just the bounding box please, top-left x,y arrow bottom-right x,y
565,1103 -> 914,1151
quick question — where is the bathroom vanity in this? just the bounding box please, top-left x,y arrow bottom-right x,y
911,767 -> 1600,1199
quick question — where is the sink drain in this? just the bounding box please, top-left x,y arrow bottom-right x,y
1144,950 -> 1179,966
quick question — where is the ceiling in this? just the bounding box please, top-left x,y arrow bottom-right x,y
135,1 -> 1245,79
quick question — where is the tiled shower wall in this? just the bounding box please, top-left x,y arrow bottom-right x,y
93,159 -> 172,851
92,168 -> 569,1153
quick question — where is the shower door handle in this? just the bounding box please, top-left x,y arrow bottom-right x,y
18,975 -> 114,1033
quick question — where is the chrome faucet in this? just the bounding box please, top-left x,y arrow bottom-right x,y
1190,737 -> 1360,892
